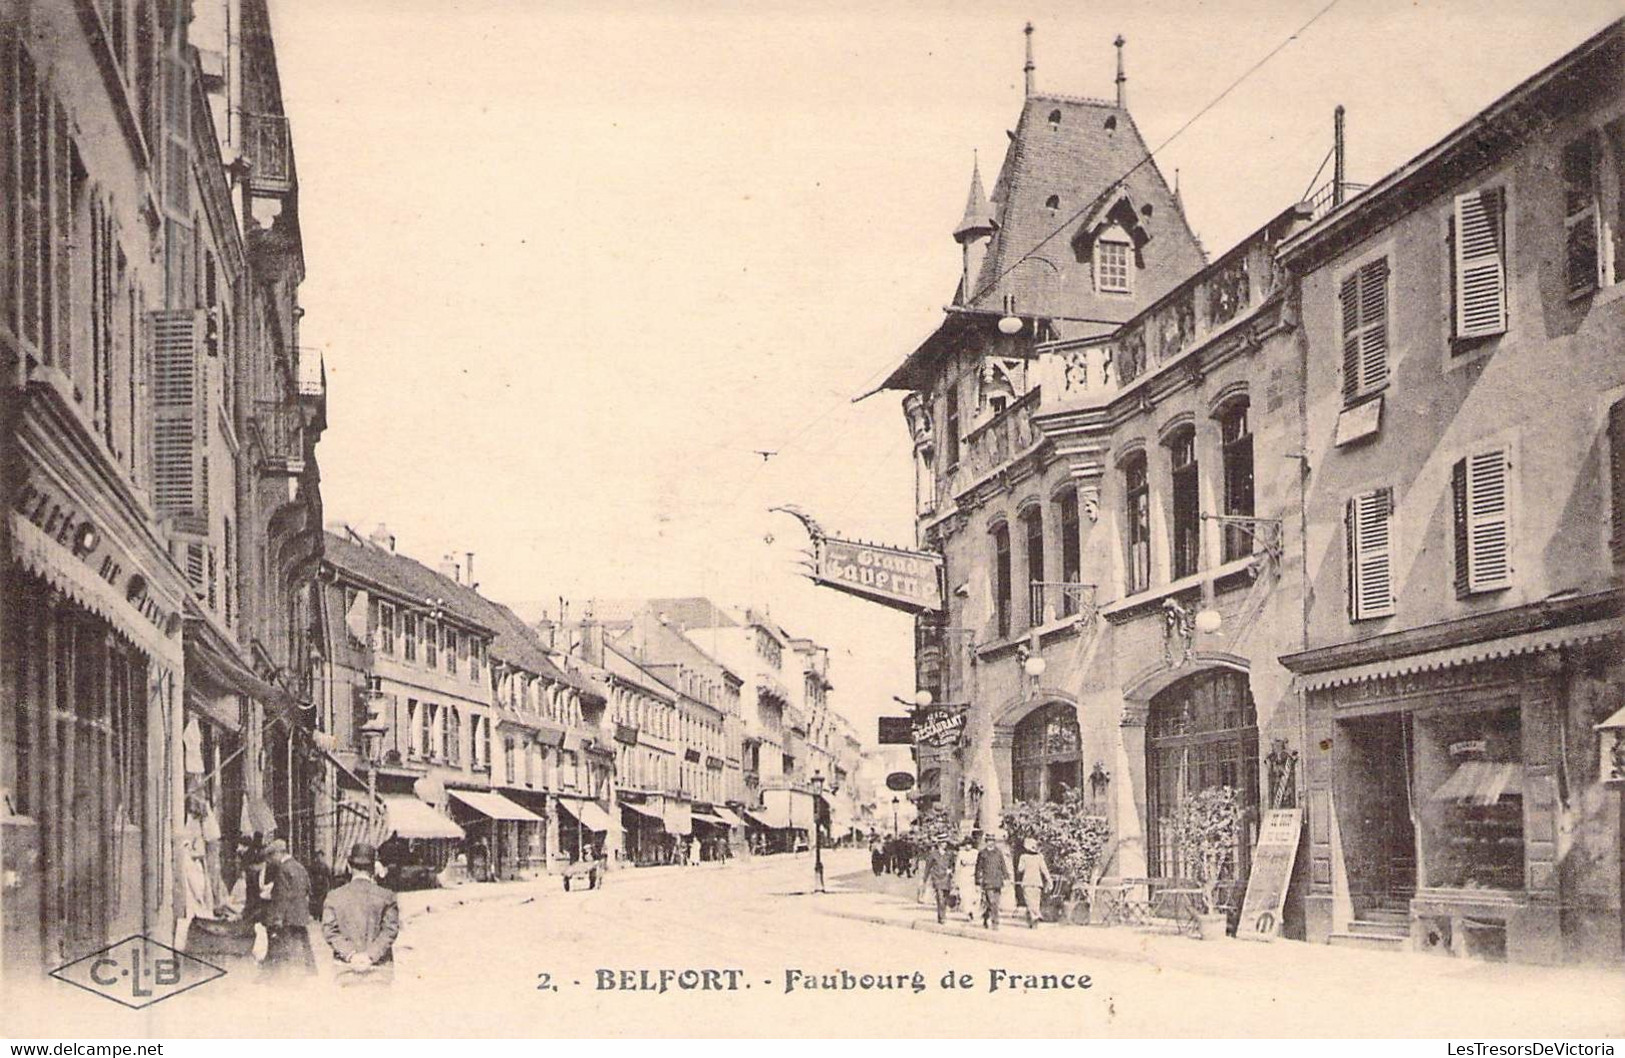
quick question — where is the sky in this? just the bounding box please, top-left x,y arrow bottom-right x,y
269,0 -> 1623,744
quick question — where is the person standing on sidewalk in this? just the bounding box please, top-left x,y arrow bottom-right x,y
924,842 -> 956,924
974,835 -> 1009,930
322,843 -> 401,986
263,839 -> 316,979
1016,837 -> 1051,929
952,838 -> 979,923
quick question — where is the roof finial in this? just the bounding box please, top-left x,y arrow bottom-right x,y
1024,22 -> 1035,97
1114,35 -> 1127,108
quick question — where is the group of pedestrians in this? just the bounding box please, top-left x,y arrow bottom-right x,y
915,834 -> 1053,931
868,834 -> 920,876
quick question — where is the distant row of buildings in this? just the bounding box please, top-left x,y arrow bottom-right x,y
312,526 -> 876,884
872,22 -> 1623,964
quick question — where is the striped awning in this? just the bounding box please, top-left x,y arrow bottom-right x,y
382,795 -> 465,841
1299,619 -> 1619,692
710,807 -> 747,829
448,789 -> 544,823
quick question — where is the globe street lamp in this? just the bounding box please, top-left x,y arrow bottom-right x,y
810,770 -> 826,893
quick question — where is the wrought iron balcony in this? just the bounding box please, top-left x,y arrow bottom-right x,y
1304,178 -> 1369,222
251,401 -> 306,476
1029,581 -> 1100,627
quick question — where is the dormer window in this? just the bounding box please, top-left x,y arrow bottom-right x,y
1096,233 -> 1132,294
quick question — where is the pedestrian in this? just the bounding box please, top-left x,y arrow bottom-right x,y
1016,837 -> 1051,929
974,834 -> 1009,930
952,837 -> 979,923
308,850 -> 333,922
322,842 -> 401,986
925,842 -> 955,924
262,838 -> 316,978
870,836 -> 885,877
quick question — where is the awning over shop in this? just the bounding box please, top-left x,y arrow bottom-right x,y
382,795 -> 465,841
693,812 -> 730,828
620,800 -> 666,829
448,789 -> 544,822
711,807 -> 747,829
744,805 -> 794,830
556,797 -> 619,835
664,798 -> 692,837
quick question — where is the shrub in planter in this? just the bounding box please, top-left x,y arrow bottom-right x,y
1000,788 -> 1111,923
1171,784 -> 1241,938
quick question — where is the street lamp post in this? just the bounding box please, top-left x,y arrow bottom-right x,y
810,770 -> 826,893
892,795 -> 900,835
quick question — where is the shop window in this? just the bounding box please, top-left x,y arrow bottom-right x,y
1413,705 -> 1524,891
1451,448 -> 1512,595
1220,402 -> 1254,562
1346,487 -> 1396,620
1170,428 -> 1200,579
1022,506 -> 1045,626
1124,453 -> 1150,594
1146,669 -> 1259,883
992,522 -> 1012,639
1011,701 -> 1082,803
1339,257 -> 1390,404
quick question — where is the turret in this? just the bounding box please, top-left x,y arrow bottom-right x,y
953,154 -> 995,306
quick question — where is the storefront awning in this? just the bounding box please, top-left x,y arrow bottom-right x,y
1294,618 -> 1620,692
448,789 -> 544,823
556,797 -> 619,835
744,806 -> 794,830
382,795 -> 465,841
711,807 -> 747,829
693,812 -> 730,827
620,800 -> 666,829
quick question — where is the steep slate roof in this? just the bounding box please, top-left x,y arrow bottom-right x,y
964,93 -> 1205,322
612,615 -> 744,686
953,156 -> 994,240
477,597 -> 600,699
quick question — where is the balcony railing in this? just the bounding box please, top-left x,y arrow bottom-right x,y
1028,581 -> 1099,627
251,401 -> 306,475
1304,179 -> 1369,222
246,113 -> 294,195
958,389 -> 1039,483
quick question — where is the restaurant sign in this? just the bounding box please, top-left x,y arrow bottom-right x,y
914,709 -> 965,747
814,538 -> 943,615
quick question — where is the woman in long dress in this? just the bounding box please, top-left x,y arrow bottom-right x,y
1016,837 -> 1052,929
952,838 -> 979,922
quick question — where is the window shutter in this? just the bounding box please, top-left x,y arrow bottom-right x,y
1340,275 -> 1361,401
1358,259 -> 1390,392
151,309 -> 205,527
1465,448 -> 1512,592
1451,458 -> 1470,597
184,542 -> 204,595
1611,398 -> 1625,563
1350,487 -> 1395,619
1454,189 -> 1507,338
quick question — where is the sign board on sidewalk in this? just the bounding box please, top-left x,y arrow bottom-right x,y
1236,808 -> 1303,942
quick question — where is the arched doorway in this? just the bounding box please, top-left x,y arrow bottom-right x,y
1145,669 -> 1259,882
1011,701 -> 1082,803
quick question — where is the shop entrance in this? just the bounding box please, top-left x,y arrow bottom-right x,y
1336,712 -> 1417,914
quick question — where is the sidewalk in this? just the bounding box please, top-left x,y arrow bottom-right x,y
396,855 -> 775,919
817,868 -> 1622,992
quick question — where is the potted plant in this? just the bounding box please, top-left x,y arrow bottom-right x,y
1172,784 -> 1241,939
1001,788 -> 1110,924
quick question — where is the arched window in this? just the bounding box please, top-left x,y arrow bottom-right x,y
1219,399 -> 1254,562
1123,452 -> 1150,594
1146,669 -> 1259,882
1169,425 -> 1200,578
992,522 -> 1012,638
1011,701 -> 1082,803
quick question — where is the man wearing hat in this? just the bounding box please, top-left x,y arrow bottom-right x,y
263,838 -> 316,978
322,843 -> 401,985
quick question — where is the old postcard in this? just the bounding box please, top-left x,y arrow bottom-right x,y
1,0 -> 1622,1042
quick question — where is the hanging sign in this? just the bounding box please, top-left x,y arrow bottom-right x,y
1236,808 -> 1303,942
877,717 -> 914,745
914,709 -> 965,747
815,538 -> 943,614
1596,705 -> 1625,787
885,772 -> 916,792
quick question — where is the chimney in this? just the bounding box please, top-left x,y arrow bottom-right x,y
438,552 -> 461,583
465,551 -> 477,590
1023,22 -> 1035,97
1333,104 -> 1347,207
1114,35 -> 1127,109
580,620 -> 605,666
368,523 -> 396,552
535,618 -> 556,650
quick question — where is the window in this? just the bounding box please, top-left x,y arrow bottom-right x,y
992,522 -> 1012,639
1346,487 -> 1396,620
1011,701 -> 1082,803
1452,448 -> 1512,595
1170,429 -> 1200,579
1022,507 -> 1045,626
1340,258 -> 1390,405
419,702 -> 434,759
379,603 -> 396,655
943,383 -> 961,467
403,612 -> 417,662
1146,669 -> 1259,882
1096,238 -> 1131,294
1414,705 -> 1523,891
446,629 -> 459,674
1451,188 -> 1507,339
443,707 -> 460,763
424,620 -> 438,667
1564,135 -> 1601,297
1611,398 -> 1625,564
1124,454 -> 1150,594
1220,403 -> 1254,562
470,639 -> 482,681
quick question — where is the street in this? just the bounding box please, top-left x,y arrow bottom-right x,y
10,850 -> 1620,1039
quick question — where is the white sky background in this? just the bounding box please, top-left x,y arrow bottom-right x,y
270,0 -> 1622,742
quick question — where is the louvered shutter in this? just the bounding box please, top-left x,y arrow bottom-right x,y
1451,459 -> 1470,596
1340,275 -> 1361,402
1349,487 -> 1395,619
1611,398 -> 1625,563
1464,449 -> 1512,592
1358,260 -> 1389,393
1454,189 -> 1507,338
1344,498 -> 1358,621
151,309 -> 205,526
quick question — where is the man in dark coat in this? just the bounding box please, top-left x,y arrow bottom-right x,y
263,839 -> 316,978
974,835 -> 1010,930
924,842 -> 955,924
322,842 -> 401,986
